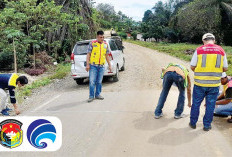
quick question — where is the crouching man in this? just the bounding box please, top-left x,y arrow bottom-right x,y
214,72 -> 232,123
0,73 -> 28,115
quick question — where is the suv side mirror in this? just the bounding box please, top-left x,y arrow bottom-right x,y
119,46 -> 124,50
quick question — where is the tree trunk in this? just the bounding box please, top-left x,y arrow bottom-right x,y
33,46 -> 36,69
60,25 -> 67,43
13,38 -> 17,73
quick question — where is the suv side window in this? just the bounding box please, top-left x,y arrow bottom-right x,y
109,40 -> 118,51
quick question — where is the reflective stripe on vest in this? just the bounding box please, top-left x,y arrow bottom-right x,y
194,72 -> 222,77
194,44 -> 225,87
216,54 -> 222,68
201,54 -> 207,67
195,79 -> 221,84
90,40 -> 107,65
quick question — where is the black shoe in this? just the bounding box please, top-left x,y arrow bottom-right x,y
227,117 -> 232,123
95,95 -> 104,100
203,126 -> 212,131
213,113 -> 228,117
189,122 -> 196,129
87,98 -> 94,103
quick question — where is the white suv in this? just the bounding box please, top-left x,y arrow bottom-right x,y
71,38 -> 125,84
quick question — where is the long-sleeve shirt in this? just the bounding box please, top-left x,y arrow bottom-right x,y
0,73 -> 19,104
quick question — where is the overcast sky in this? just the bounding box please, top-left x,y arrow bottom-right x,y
95,0 -> 167,21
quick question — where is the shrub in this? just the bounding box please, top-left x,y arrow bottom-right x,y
131,31 -> 138,40
118,32 -> 127,39
36,51 -> 53,65
0,51 -> 13,70
35,63 -> 47,71
24,51 -> 53,76
24,68 -> 45,76
49,63 -> 70,79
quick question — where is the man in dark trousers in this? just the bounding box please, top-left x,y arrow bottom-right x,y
0,73 -> 28,115
190,33 -> 228,131
86,31 -> 112,102
154,63 -> 192,119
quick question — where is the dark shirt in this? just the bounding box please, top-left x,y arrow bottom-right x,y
0,74 -> 18,104
225,87 -> 232,100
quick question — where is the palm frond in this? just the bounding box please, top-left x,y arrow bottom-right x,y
221,2 -> 232,22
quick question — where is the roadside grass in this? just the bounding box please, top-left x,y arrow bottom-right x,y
127,40 -> 232,75
48,63 -> 71,80
18,63 -> 71,98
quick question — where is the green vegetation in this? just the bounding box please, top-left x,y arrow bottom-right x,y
0,0 -> 99,71
18,63 -> 71,98
96,3 -> 139,38
127,40 -> 232,75
0,0 -> 137,103
140,0 -> 232,44
48,64 -> 71,80
118,32 -> 128,39
127,40 -> 198,61
0,0 -> 138,72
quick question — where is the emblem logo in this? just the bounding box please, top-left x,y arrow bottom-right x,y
0,119 -> 23,148
27,119 -> 56,149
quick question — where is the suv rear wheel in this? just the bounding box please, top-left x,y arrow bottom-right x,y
121,58 -> 125,71
112,66 -> 119,82
75,78 -> 84,85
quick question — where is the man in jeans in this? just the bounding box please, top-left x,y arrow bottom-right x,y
190,33 -> 228,131
154,63 -> 192,119
86,31 -> 112,102
214,72 -> 232,123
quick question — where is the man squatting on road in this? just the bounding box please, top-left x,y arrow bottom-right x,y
0,73 -> 28,116
214,72 -> 232,123
86,31 -> 112,103
154,63 -> 192,119
190,33 -> 228,131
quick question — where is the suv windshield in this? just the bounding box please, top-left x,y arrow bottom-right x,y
73,43 -> 89,55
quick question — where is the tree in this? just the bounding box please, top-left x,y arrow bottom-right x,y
4,29 -> 26,73
96,3 -> 116,22
0,7 -> 29,70
176,0 -> 232,44
0,0 -> 137,72
142,10 -> 153,23
140,1 -> 172,42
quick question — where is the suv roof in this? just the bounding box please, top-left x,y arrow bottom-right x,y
76,39 -> 113,45
76,40 -> 92,45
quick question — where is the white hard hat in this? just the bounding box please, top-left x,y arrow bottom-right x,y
202,33 -> 215,40
221,72 -> 227,78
